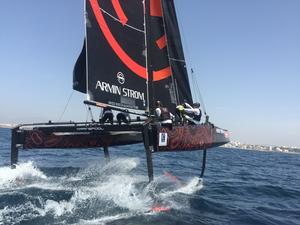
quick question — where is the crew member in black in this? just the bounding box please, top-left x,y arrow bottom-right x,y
100,106 -> 113,125
116,112 -> 131,125
183,102 -> 202,124
154,101 -> 174,128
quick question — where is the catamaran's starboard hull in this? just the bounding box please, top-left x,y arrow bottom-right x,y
152,124 -> 229,152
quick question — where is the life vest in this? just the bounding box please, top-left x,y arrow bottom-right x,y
160,107 -> 171,121
176,105 -> 184,111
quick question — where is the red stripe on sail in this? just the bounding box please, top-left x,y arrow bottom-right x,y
156,34 -> 167,49
89,0 -> 170,81
90,0 -> 147,79
150,0 -> 162,17
111,0 -> 128,25
153,66 -> 171,81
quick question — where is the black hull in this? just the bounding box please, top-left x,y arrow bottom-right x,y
13,122 -> 143,149
23,130 -> 143,149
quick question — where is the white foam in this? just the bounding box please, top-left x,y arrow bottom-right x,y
24,182 -> 67,191
159,177 -> 203,198
69,158 -> 153,212
31,158 -> 153,219
0,157 -> 203,224
44,199 -> 74,217
92,174 -> 153,212
78,213 -> 136,225
176,177 -> 203,194
0,201 -> 44,224
0,161 -> 47,189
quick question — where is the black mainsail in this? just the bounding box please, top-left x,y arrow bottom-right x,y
85,0 -> 147,111
73,0 -> 193,113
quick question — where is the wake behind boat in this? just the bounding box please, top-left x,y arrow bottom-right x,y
9,0 -> 229,181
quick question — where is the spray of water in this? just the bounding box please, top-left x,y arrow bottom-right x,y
0,161 -> 47,189
0,158 -> 203,224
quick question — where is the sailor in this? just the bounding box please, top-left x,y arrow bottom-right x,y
116,112 -> 131,125
100,106 -> 113,125
175,100 -> 190,124
154,101 -> 174,128
183,102 -> 202,125
175,103 -> 185,124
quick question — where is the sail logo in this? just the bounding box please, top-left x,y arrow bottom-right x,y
117,72 -> 125,84
95,81 -> 145,101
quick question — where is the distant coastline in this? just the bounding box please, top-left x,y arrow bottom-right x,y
223,141 -> 300,154
0,123 -> 15,128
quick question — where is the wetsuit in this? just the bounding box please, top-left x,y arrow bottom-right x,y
100,108 -> 113,125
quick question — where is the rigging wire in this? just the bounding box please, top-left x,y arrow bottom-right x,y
175,2 -> 208,116
99,7 -> 145,33
85,105 -> 95,122
85,105 -> 96,123
191,69 -> 207,116
58,90 -> 74,122
89,106 -> 95,122
85,105 -> 90,123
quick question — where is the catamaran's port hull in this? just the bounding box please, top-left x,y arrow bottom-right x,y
12,122 -> 143,149
23,130 -> 142,149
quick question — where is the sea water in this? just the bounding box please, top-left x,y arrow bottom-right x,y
0,128 -> 299,225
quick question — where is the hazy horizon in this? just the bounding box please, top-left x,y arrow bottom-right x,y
1,0 -> 299,147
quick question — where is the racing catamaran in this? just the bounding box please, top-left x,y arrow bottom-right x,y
10,0 -> 229,181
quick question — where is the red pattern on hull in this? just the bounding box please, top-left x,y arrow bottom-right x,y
156,125 -> 215,151
24,130 -> 113,149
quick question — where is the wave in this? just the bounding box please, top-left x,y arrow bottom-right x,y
0,161 -> 47,189
0,158 -> 201,224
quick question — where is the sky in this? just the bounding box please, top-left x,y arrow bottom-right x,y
0,0 -> 300,147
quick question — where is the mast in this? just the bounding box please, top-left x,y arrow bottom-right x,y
144,0 -> 154,112
143,0 -> 151,113
160,1 -> 179,105
84,0 -> 89,99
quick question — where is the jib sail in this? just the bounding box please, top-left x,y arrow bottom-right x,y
73,41 -> 86,93
145,0 -> 192,112
161,0 -> 192,105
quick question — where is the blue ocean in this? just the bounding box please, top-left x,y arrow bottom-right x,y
0,128 -> 299,225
